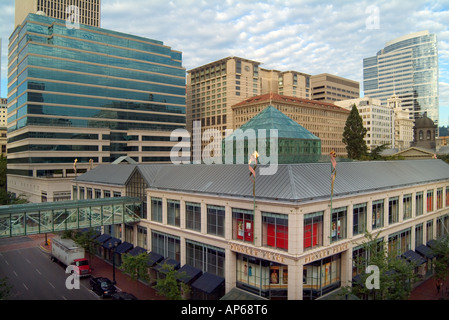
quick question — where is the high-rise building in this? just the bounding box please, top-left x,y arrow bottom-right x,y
7,13 -> 186,202
15,0 -> 101,28
363,31 -> 439,127
310,73 -> 360,103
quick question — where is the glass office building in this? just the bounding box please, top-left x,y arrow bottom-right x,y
7,13 -> 186,202
363,31 -> 439,126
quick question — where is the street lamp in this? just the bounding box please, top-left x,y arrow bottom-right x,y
108,240 -> 119,284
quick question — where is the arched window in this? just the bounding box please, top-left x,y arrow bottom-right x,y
419,130 -> 423,140
427,130 -> 431,140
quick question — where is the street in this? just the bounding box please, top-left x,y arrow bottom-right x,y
0,237 -> 98,300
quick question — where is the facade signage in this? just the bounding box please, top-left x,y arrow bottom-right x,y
303,243 -> 349,264
230,242 -> 285,263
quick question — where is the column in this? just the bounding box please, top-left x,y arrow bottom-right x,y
225,248 -> 236,294
288,261 -> 303,300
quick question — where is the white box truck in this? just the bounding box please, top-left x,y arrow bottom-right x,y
50,236 -> 91,277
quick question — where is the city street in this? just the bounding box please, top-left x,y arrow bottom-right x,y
0,236 -> 97,300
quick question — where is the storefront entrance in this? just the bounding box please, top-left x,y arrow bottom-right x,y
236,253 -> 288,300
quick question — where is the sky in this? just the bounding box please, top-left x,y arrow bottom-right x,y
0,0 -> 448,125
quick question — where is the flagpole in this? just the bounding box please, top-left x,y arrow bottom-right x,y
330,151 -> 336,215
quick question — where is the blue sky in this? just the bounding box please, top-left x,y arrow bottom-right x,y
1,0 -> 448,125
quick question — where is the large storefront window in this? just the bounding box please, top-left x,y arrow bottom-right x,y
304,211 -> 323,250
303,254 -> 341,300
151,231 -> 180,262
186,240 -> 225,277
232,208 -> 254,243
372,200 -> 384,230
388,228 -> 411,256
236,254 -> 288,300
353,203 -> 367,236
331,207 -> 347,243
262,212 -> 288,251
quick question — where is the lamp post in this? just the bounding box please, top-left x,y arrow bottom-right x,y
109,240 -> 118,284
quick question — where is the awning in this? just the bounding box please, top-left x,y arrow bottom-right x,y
220,288 -> 267,300
147,252 -> 164,267
153,258 -> 180,272
176,264 -> 202,284
415,244 -> 435,259
102,237 -> 121,249
192,272 -> 224,294
128,246 -> 147,256
95,234 -> 111,244
402,250 -> 426,266
116,241 -> 133,254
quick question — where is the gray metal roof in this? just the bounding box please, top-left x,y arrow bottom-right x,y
75,160 -> 449,203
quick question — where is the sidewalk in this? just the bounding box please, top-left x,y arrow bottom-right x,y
409,276 -> 449,300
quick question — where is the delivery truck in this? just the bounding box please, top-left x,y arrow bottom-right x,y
50,236 -> 92,277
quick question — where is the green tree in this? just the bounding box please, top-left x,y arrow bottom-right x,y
73,228 -> 99,267
0,277 -> 12,300
431,235 -> 449,286
343,231 -> 418,300
120,252 -> 151,283
152,263 -> 188,300
342,104 -> 368,160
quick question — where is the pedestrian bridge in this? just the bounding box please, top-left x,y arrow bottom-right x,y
0,197 -> 142,238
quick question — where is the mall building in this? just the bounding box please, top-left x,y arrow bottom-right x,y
73,159 -> 449,300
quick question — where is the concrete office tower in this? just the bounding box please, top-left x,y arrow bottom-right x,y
7,13 -> 186,202
15,0 -> 101,28
363,31 -> 439,127
336,97 -> 393,151
310,73 -> 360,103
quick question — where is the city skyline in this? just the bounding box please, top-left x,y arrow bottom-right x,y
1,0 -> 448,125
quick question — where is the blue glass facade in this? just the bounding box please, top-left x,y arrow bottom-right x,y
7,13 -> 186,178
363,31 -> 439,126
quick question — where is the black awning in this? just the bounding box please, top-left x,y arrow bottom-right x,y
102,237 -> 121,249
128,246 -> 147,256
95,233 -> 111,244
153,258 -> 180,272
147,252 -> 164,267
176,264 -> 203,284
192,272 -> 225,294
415,244 -> 435,259
402,250 -> 426,266
116,242 -> 133,254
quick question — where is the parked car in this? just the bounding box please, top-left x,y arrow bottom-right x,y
90,277 -> 117,298
111,292 -> 138,300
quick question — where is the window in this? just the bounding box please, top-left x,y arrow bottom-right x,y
437,188 -> 443,209
151,231 -> 180,262
353,203 -> 367,236
416,192 -> 423,216
446,187 -> 449,207
388,197 -> 399,225
232,208 -> 254,243
304,212 -> 323,250
303,254 -> 341,300
372,200 -> 384,230
151,197 -> 163,223
94,189 -> 101,199
207,205 -> 225,237
427,190 -> 434,212
437,214 -> 449,238
426,220 -> 433,242
388,229 -> 411,256
331,207 -> 347,242
104,190 -> 111,198
167,200 -> 180,227
415,224 -> 423,248
186,202 -> 201,232
262,212 -> 288,251
403,194 -> 412,220
186,240 -> 225,277
137,226 -> 147,249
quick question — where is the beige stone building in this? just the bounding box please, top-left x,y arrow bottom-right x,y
388,94 -> 414,150
232,93 -> 349,157
15,0 -> 101,28
73,159 -> 449,300
311,73 -> 360,103
187,57 -> 359,153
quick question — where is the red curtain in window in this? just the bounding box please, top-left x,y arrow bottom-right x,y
267,224 -> 288,249
304,223 -> 318,248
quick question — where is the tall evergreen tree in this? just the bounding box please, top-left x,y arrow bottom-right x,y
342,104 -> 368,159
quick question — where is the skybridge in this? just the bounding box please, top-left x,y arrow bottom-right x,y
0,197 -> 142,238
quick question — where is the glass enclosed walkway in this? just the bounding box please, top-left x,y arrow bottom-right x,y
0,197 -> 141,238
